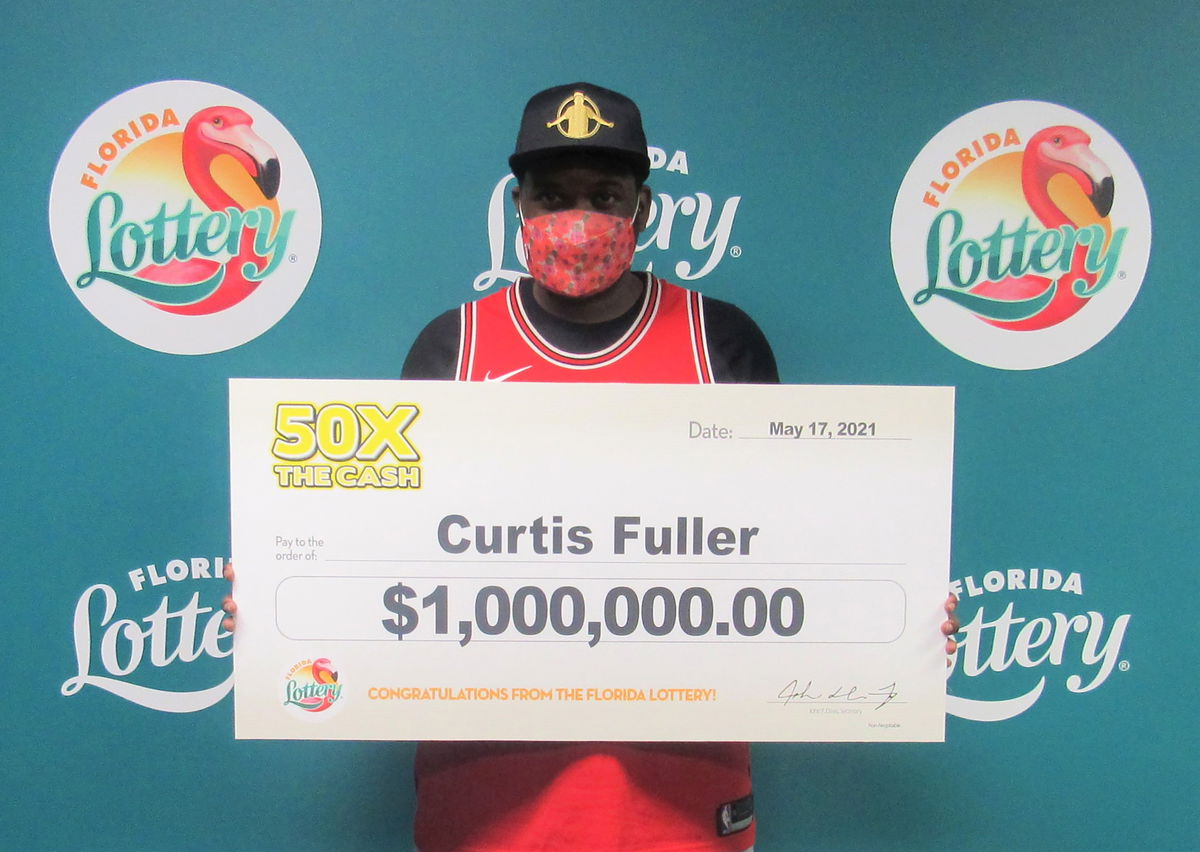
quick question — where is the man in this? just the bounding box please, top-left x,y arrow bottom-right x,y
401,84 -> 777,386
402,82 -> 778,852
225,82 -> 959,852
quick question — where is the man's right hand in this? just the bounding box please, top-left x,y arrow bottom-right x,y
222,564 -> 237,632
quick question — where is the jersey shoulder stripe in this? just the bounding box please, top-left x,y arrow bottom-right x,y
687,289 -> 714,383
455,300 -> 477,381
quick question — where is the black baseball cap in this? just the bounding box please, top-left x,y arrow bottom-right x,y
509,82 -> 651,182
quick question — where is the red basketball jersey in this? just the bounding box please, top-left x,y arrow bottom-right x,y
415,275 -> 754,852
454,276 -> 715,383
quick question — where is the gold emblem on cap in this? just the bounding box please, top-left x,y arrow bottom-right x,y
546,91 -> 614,139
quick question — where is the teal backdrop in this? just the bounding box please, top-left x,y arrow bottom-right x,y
3,1 -> 1196,849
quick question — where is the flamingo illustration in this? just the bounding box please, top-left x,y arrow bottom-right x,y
138,106 -> 281,315
300,658 -> 339,712
971,125 -> 1114,330
311,658 -> 338,685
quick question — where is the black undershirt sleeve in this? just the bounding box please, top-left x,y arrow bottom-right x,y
701,297 -> 780,385
401,308 -> 459,380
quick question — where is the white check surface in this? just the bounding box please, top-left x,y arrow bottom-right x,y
230,379 -> 953,741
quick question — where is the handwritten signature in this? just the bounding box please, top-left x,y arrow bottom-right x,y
775,679 -> 900,710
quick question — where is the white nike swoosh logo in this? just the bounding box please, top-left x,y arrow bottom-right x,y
484,366 -> 532,382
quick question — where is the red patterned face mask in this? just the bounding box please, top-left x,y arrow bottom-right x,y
519,207 -> 638,298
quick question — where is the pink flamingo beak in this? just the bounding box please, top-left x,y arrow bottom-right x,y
1043,141 -> 1114,217
204,122 -> 281,199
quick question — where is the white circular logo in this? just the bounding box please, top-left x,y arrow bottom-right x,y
49,80 -> 322,354
891,101 -> 1151,370
282,657 -> 345,720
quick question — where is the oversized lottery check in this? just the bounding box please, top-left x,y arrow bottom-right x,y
230,379 -> 954,742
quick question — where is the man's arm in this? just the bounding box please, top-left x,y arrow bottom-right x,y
401,308 -> 460,379
703,297 -> 779,384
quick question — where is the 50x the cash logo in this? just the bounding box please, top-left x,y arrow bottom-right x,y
49,80 -> 322,354
891,101 -> 1151,369
271,401 -> 422,489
